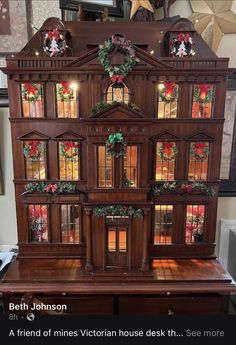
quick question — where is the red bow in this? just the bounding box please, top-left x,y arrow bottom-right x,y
111,75 -> 124,84
61,81 -> 70,94
163,142 -> 174,156
193,143 -> 207,155
24,83 -> 37,95
196,84 -> 211,99
45,184 -> 58,193
47,29 -> 60,41
64,141 -> 79,152
164,82 -> 176,96
177,33 -> 190,44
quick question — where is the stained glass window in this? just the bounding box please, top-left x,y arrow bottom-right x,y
106,83 -> 129,104
188,142 -> 209,180
56,82 -> 78,118
23,140 -> 46,180
28,205 -> 48,242
155,142 -> 177,180
157,82 -> 178,118
59,141 -> 80,180
192,84 -> 214,118
98,145 -> 113,188
123,145 -> 138,188
21,83 -> 43,117
186,205 -> 205,243
60,205 -> 80,243
154,205 -> 173,244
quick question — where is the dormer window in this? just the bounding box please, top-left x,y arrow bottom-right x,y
106,82 -> 129,104
56,82 -> 78,118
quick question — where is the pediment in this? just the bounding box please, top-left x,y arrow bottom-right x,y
92,103 -> 144,119
18,131 -> 50,141
53,131 -> 85,141
64,46 -> 173,71
185,132 -> 214,141
151,131 -> 181,141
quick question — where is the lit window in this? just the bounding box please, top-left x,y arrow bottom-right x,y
21,83 -> 43,117
56,82 -> 78,118
186,205 -> 205,243
154,205 -> 173,244
60,205 -> 80,243
106,83 -> 129,104
59,141 -> 80,180
123,145 -> 138,188
188,142 -> 209,180
157,82 -> 178,118
28,205 -> 48,242
98,145 -> 113,188
23,140 -> 46,180
192,84 -> 214,118
155,142 -> 177,180
107,226 -> 127,253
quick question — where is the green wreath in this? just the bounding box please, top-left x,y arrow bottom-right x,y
98,35 -> 139,84
106,132 -> 127,158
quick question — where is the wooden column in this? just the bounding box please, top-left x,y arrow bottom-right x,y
141,209 -> 149,272
85,207 -> 93,271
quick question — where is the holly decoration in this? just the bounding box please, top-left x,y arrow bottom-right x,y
21,83 -> 41,102
57,82 -> 75,101
171,33 -> 196,58
94,205 -> 142,217
159,82 -> 178,102
43,29 -> 66,57
24,182 -> 77,194
98,35 -> 139,84
23,141 -> 45,161
193,84 -> 214,103
191,142 -> 209,160
106,132 -> 127,158
151,181 -> 215,197
59,141 -> 80,160
158,142 -> 178,161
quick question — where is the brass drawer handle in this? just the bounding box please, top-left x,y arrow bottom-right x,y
168,308 -> 175,315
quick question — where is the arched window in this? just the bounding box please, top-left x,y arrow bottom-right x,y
106,82 -> 129,104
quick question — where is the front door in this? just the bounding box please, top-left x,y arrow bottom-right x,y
106,220 -> 128,268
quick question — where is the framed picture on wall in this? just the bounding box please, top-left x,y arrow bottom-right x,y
60,0 -> 124,19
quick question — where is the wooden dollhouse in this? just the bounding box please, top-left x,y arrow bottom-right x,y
1,17 -> 236,315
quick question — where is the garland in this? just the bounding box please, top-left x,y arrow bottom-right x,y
190,143 -> 209,160
94,205 -> 142,217
21,83 -> 41,102
23,141 -> 45,161
59,141 -> 80,160
158,142 -> 178,161
98,34 -> 139,83
193,84 -> 214,103
43,29 -> 66,57
159,82 -> 178,102
106,132 -> 127,158
171,33 -> 196,58
90,101 -> 141,116
24,182 -> 77,194
151,181 -> 215,197
57,82 -> 75,101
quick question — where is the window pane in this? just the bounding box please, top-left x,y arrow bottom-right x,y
98,145 -> 113,188
188,142 -> 209,180
186,205 -> 205,243
156,142 -> 177,180
21,83 -> 43,117
192,84 -> 214,118
157,82 -> 178,118
108,227 -> 116,252
56,82 -> 78,118
106,83 -> 129,104
119,228 -> 127,252
154,205 -> 173,244
123,145 -> 138,187
60,205 -> 80,243
29,205 -> 48,242
59,141 -> 79,180
24,140 -> 46,180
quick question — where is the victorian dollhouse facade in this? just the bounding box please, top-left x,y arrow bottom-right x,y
1,17 -> 235,314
